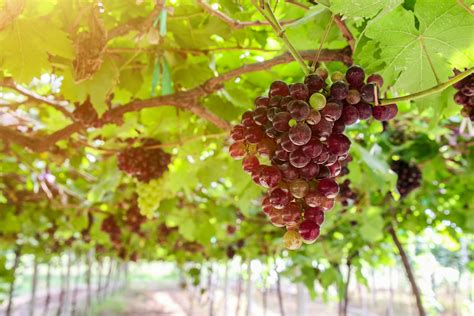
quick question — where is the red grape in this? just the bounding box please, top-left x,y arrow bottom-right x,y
289,123 -> 312,146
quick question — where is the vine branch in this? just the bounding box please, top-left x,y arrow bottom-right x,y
379,67 -> 474,105
197,0 -> 297,29
0,79 -> 74,119
334,15 -> 355,52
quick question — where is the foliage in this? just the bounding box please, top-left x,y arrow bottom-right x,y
0,0 -> 473,301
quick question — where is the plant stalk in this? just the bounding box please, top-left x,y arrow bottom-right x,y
254,1 -> 311,75
379,67 -> 473,105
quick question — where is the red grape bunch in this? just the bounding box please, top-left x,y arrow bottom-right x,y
452,70 -> 474,121
390,160 -> 422,197
101,215 -> 121,247
117,138 -> 171,182
229,65 -> 398,249
124,196 -> 147,233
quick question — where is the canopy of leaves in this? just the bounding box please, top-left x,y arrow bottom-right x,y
0,0 -> 473,298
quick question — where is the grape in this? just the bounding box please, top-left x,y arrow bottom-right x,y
289,123 -> 312,146
289,149 -> 311,168
281,203 -> 301,226
304,207 -> 325,225
355,102 -> 373,120
269,96 -> 283,107
289,83 -> 309,100
332,119 -> 346,134
367,74 -> 384,88
280,96 -> 294,109
241,111 -> 255,126
346,65 -> 365,88
306,109 -> 322,125
304,75 -> 324,93
372,105 -> 390,121
242,155 -> 260,174
330,81 -> 349,100
281,133 -> 300,152
454,91 -> 468,105
251,166 -> 263,184
451,71 -> 474,122
325,154 -> 338,166
304,190 -> 323,207
259,165 -> 282,188
313,147 -> 329,164
289,179 -> 309,198
346,89 -> 361,105
462,82 -> 474,96
309,93 -> 327,110
273,111 -> 292,132
340,105 -> 359,125
300,163 -> 319,180
321,102 -> 343,122
245,126 -> 265,144
257,138 -> 276,157
269,187 -> 290,209
283,230 -> 303,250
117,138 -> 171,183
274,146 -> 289,162
317,178 -> 339,198
327,134 -> 351,156
269,80 -> 290,97
255,96 -> 269,107
265,126 -> 280,138
385,104 -> 398,120
268,209 -> 285,227
301,139 -> 323,159
391,160 -> 422,197
299,219 -> 320,242
315,68 -> 329,80
262,196 -> 274,214
230,125 -> 245,142
288,100 -> 310,121
279,162 -> 300,181
327,161 -> 341,177
253,107 -> 268,125
360,83 -> 377,103
331,71 -> 345,82
319,196 -> 335,211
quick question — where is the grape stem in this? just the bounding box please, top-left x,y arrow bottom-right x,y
379,67 -> 474,105
253,1 -> 311,75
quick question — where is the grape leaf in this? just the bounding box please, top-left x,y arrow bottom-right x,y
0,18 -> 73,83
362,0 -> 474,93
330,0 -> 402,19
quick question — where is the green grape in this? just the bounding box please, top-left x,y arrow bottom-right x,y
331,71 -> 345,82
309,93 -> 326,110
136,175 -> 170,218
283,230 -> 302,250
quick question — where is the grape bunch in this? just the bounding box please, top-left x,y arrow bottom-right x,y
101,215 -> 121,247
390,160 -> 422,197
124,196 -> 147,233
229,65 -> 397,249
452,70 -> 474,121
117,138 -> 171,182
339,179 -> 358,207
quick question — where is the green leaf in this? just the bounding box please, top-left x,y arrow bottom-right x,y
330,0 -> 403,19
359,208 -> 384,242
362,0 -> 474,93
62,58 -> 119,116
0,18 -> 73,83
